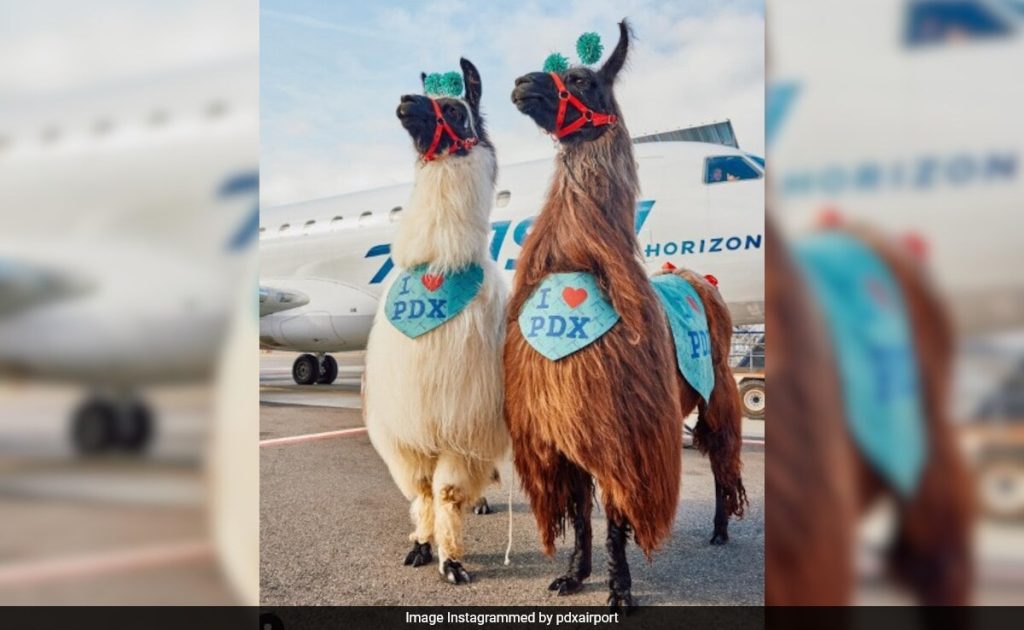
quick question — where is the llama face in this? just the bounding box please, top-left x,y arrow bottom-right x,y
396,57 -> 487,160
511,67 -> 613,144
511,21 -> 631,146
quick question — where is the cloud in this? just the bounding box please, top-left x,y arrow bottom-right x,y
260,0 -> 764,206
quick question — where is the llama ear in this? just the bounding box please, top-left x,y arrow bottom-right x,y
460,57 -> 482,108
599,20 -> 630,84
420,72 -> 428,92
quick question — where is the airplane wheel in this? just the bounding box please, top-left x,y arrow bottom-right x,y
115,402 -> 153,453
292,354 -> 319,385
318,355 -> 339,384
71,400 -> 116,455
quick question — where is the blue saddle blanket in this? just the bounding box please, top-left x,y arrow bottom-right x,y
518,272 -> 620,360
385,263 -> 483,338
518,272 -> 716,403
650,274 -> 716,403
795,231 -> 926,497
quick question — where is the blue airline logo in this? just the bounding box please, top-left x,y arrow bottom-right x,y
365,200 -> 764,285
219,171 -> 260,251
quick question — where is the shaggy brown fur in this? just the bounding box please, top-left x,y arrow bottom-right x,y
765,218 -> 975,604
504,113 -> 746,559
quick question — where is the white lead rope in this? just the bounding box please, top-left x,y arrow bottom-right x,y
504,475 -> 514,565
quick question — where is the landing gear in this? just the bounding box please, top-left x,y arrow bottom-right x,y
292,353 -> 338,385
317,355 -> 338,385
292,354 -> 319,385
71,397 -> 154,456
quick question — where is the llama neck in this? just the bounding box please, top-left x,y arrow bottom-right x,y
527,125 -> 640,273
392,147 -> 496,273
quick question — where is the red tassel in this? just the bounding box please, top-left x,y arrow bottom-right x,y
902,232 -> 928,261
704,274 -> 719,287
661,261 -> 677,271
818,207 -> 844,228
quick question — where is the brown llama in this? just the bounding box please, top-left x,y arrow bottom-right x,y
505,21 -> 746,611
765,217 -> 974,605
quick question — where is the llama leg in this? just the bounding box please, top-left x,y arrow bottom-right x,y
471,467 -> 501,515
404,476 -> 435,567
377,442 -> 437,567
606,517 -> 636,613
694,378 -> 747,545
432,453 -> 492,584
549,465 -> 593,595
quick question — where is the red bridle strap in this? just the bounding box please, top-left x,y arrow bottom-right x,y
549,72 -> 617,139
422,98 -> 479,162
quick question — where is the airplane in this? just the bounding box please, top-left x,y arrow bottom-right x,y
767,0 -> 1024,520
259,128 -> 766,386
768,0 -> 1024,334
0,60 -> 258,455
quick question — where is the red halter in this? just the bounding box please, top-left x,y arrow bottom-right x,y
549,72 -> 618,139
422,98 -> 479,162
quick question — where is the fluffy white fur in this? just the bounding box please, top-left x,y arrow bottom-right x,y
364,145 -> 509,572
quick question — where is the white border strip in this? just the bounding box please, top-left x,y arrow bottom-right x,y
259,426 -> 368,448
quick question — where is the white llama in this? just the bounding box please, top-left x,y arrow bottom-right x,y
363,58 -> 508,584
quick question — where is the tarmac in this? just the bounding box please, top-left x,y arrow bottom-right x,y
0,383 -> 236,605
259,351 -> 766,606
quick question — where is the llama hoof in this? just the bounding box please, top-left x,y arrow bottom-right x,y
403,541 -> 432,567
442,559 -> 471,584
548,574 -> 585,596
607,589 -> 637,614
709,530 -> 729,545
472,497 -> 493,515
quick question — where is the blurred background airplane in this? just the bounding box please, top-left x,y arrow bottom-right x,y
259,127 -> 766,389
0,0 -> 258,606
0,62 -> 257,455
768,0 -> 1024,603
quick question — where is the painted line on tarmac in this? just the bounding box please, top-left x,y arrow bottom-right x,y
259,426 -> 368,448
0,540 -> 214,587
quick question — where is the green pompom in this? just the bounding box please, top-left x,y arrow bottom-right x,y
424,71 -> 463,97
576,32 -> 603,65
438,71 -> 463,97
542,52 -> 569,74
423,73 -> 443,96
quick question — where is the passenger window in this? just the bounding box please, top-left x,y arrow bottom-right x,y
704,156 -> 762,184
358,211 -> 373,226
302,219 -> 316,234
279,223 -> 290,233
496,190 -> 511,208
905,1 -> 1011,46
389,206 -> 402,222
330,216 -> 344,229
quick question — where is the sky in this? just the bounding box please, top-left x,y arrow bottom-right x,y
260,0 -> 765,207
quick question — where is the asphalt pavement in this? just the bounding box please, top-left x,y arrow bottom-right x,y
259,352 -> 765,606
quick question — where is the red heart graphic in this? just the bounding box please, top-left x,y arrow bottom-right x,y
562,287 -> 588,308
421,274 -> 444,292
686,295 -> 701,312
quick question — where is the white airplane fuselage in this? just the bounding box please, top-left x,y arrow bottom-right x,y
259,141 -> 766,354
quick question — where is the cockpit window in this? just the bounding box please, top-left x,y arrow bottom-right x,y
905,1 -> 1012,46
745,154 -> 765,169
704,156 -> 762,184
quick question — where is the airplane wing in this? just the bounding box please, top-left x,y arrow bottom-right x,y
259,285 -> 310,317
0,259 -> 93,318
